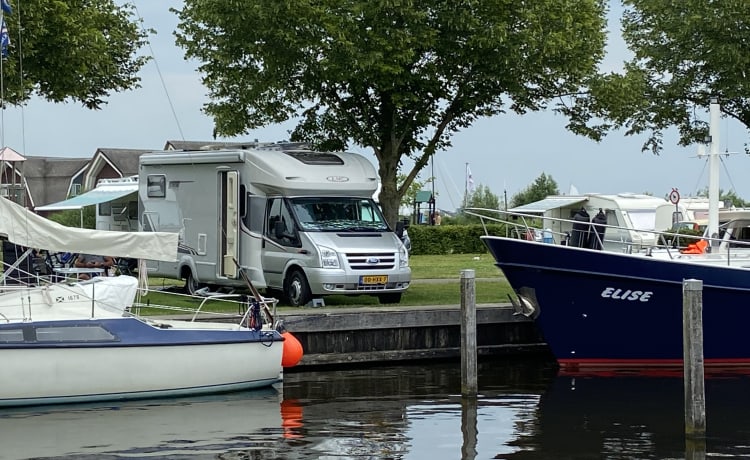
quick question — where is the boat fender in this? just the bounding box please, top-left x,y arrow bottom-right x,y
281,331 -> 304,368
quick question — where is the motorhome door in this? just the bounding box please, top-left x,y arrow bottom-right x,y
219,170 -> 240,278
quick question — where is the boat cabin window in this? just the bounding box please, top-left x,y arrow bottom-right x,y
0,325 -> 117,343
0,329 -> 24,343
36,325 -> 116,342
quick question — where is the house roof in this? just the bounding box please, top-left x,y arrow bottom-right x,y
0,147 -> 26,162
93,148 -> 152,177
23,156 -> 89,208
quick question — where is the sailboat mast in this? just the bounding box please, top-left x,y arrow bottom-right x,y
707,98 -> 720,240
464,162 -> 468,208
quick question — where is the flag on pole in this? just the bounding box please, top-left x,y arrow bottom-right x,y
1,0 -> 11,14
467,165 -> 475,193
0,18 -> 9,58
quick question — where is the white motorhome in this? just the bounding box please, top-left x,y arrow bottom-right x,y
509,193 -> 688,251
138,146 -> 411,306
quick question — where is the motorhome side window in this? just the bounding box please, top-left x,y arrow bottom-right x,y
147,175 -> 166,198
267,198 -> 299,247
244,195 -> 265,233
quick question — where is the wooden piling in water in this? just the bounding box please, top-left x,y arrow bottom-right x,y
460,269 -> 477,396
683,279 -> 706,438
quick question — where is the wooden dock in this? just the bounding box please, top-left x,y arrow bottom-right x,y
279,303 -> 551,368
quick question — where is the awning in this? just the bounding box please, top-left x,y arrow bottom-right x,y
35,185 -> 137,211
509,196 -> 588,214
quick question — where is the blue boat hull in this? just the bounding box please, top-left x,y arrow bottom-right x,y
481,236 -> 750,369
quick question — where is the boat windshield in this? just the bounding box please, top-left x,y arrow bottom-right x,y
290,197 -> 389,232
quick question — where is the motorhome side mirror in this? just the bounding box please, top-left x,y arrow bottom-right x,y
274,220 -> 285,240
395,221 -> 405,238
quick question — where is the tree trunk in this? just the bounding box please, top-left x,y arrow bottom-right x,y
377,150 -> 401,227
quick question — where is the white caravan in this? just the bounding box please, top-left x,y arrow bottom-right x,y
138,147 -> 411,306
35,176 -> 139,231
94,177 -> 139,231
510,193 -> 688,252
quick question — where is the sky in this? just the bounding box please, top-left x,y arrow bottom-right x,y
2,1 -> 748,212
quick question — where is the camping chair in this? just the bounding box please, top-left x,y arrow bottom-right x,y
115,257 -> 138,276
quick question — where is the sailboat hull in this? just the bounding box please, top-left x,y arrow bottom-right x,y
0,318 -> 284,407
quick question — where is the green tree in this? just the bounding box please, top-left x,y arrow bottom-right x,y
695,187 -> 750,209
398,173 -> 432,211
510,173 -> 559,208
1,0 -> 149,108
467,184 -> 500,210
458,183 -> 500,223
561,0 -> 750,154
174,0 -> 607,225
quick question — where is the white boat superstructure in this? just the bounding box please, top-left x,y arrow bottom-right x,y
471,206 -> 750,269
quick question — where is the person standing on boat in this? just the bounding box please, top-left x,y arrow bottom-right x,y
589,209 -> 607,250
74,253 -> 114,280
570,208 -> 591,248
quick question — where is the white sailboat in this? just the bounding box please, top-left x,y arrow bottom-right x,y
0,195 -> 301,407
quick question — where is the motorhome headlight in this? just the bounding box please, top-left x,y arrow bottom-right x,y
318,245 -> 340,269
399,243 -> 409,268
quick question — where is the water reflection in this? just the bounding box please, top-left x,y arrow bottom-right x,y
0,388 -> 286,459
3,360 -> 750,459
506,372 -> 750,460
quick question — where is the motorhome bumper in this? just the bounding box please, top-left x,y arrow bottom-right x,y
305,268 -> 411,295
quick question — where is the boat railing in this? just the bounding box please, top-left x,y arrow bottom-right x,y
130,289 -> 279,329
465,207 -> 750,263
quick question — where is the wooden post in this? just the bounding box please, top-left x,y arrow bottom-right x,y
460,269 -> 477,396
683,279 -> 706,438
461,395 -> 478,459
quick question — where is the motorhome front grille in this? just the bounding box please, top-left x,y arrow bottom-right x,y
345,252 -> 396,270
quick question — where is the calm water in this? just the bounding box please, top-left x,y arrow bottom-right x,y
2,359 -> 750,459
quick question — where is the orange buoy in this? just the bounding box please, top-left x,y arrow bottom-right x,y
281,331 -> 303,368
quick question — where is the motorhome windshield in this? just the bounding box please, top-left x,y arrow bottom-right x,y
290,197 -> 389,232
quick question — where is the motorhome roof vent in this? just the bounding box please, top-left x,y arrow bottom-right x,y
255,142 -> 312,152
284,151 -> 345,166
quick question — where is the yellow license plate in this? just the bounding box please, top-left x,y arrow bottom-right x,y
360,275 -> 388,285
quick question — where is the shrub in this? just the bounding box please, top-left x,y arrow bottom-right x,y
407,224 -> 506,255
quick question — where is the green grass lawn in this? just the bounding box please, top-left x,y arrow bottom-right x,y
408,253 -> 503,279
137,253 -> 511,313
